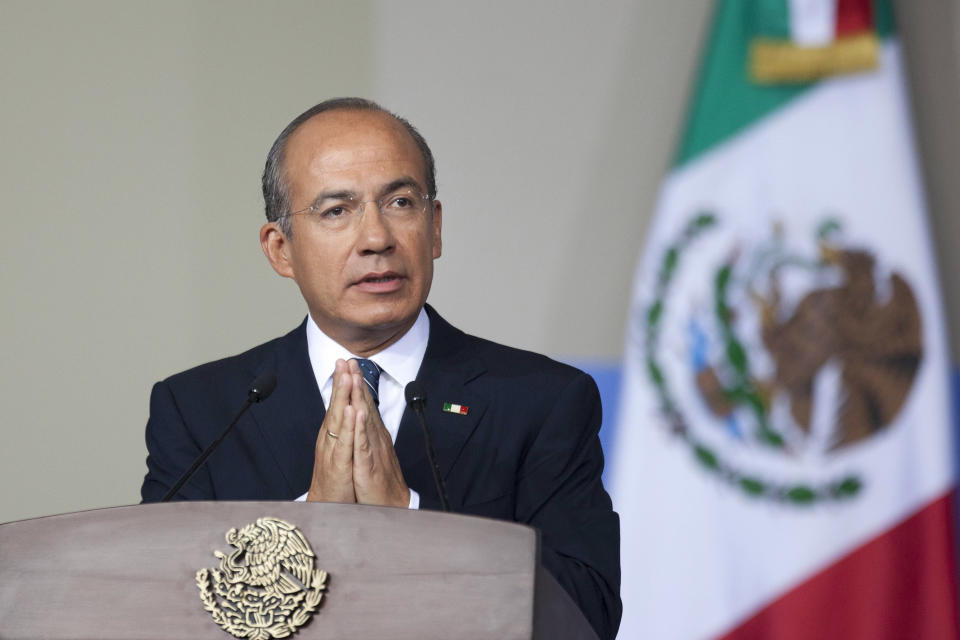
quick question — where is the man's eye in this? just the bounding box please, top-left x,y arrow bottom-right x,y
391,197 -> 413,208
322,206 -> 347,218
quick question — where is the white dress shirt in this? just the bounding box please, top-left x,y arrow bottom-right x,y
295,308 -> 430,508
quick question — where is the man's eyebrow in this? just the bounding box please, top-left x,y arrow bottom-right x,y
310,177 -> 425,206
312,189 -> 358,204
380,177 -> 424,195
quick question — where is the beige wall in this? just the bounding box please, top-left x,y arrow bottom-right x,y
369,1 -> 712,357
1,1 -> 957,524
894,0 -> 960,358
0,1 -> 378,522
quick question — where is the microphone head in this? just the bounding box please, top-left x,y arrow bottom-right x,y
405,380 -> 427,406
248,372 -> 277,403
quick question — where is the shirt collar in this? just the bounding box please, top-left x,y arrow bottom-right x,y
305,307 -> 430,391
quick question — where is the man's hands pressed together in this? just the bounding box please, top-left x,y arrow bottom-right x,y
307,359 -> 357,503
307,359 -> 411,508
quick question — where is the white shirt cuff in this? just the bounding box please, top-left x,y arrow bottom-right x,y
295,489 -> 420,510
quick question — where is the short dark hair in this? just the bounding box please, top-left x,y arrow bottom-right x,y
262,97 -> 437,236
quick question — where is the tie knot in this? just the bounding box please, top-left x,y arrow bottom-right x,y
352,358 -> 382,406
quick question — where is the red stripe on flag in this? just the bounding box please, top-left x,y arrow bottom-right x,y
835,0 -> 873,37
719,491 -> 960,640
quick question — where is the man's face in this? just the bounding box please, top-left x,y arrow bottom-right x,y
265,109 -> 442,348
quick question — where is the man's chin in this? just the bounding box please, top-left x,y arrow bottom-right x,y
341,303 -> 421,340
308,293 -> 426,351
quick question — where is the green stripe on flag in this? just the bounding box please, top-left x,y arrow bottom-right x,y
752,0 -> 791,39
674,0 -> 896,169
874,0 -> 895,39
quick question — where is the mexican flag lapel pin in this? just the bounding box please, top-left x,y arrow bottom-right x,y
442,402 -> 469,415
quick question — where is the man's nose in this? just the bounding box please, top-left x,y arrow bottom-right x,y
356,202 -> 395,254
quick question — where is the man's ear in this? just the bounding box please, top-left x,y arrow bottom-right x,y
431,200 -> 442,259
260,222 -> 295,279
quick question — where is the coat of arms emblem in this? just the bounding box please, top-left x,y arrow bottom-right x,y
642,213 -> 924,505
196,517 -> 328,639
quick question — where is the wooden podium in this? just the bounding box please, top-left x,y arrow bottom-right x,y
0,502 -> 598,639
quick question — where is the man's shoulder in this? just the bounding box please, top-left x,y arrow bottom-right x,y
468,332 -> 583,378
159,321 -> 305,392
429,308 -> 592,391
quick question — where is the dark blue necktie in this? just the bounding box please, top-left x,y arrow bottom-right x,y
353,358 -> 382,407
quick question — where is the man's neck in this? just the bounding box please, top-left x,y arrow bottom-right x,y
311,313 -> 420,358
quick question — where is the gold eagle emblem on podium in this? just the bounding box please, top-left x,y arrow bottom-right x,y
196,517 -> 328,639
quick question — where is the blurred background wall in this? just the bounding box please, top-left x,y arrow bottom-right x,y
0,0 -> 956,524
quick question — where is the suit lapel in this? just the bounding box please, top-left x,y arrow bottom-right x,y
248,320 -> 325,496
395,307 -> 488,504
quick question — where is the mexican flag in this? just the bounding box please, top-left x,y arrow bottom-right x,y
610,1 -> 958,638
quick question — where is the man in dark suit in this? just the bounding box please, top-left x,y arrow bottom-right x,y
141,98 -> 620,639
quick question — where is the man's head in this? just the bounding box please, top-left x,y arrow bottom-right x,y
262,98 -> 437,237
259,99 -> 442,355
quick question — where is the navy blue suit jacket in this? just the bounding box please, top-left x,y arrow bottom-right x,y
141,306 -> 621,639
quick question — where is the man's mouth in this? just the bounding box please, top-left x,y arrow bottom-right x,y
354,271 -> 405,292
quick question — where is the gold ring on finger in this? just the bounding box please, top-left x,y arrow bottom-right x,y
326,431 -> 339,439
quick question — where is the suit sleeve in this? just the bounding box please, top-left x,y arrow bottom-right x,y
140,380 -> 215,502
515,372 -> 622,640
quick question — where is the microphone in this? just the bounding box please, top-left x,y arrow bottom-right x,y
160,371 -> 277,502
405,381 -> 451,511
248,372 -> 277,402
